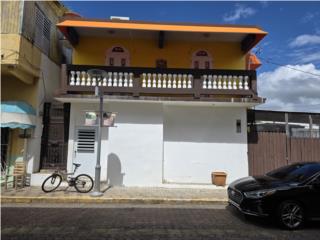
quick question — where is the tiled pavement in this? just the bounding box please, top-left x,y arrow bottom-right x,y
1,185 -> 227,204
2,205 -> 320,240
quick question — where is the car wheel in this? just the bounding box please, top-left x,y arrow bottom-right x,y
277,200 -> 305,230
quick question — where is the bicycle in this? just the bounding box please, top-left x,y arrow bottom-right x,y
41,163 -> 94,193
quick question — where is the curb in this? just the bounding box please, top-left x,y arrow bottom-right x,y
1,196 -> 228,205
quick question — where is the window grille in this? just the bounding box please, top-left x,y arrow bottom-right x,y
34,6 -> 51,55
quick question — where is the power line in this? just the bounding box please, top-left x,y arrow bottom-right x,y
254,46 -> 320,78
259,56 -> 320,78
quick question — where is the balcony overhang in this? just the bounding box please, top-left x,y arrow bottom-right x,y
55,94 -> 264,108
57,18 -> 267,53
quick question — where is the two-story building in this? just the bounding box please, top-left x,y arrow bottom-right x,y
1,1 -> 67,184
50,16 -> 267,187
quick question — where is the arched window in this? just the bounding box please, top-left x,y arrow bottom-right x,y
191,50 -> 212,69
105,46 -> 130,67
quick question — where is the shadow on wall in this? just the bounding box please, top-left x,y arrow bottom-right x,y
107,153 -> 124,186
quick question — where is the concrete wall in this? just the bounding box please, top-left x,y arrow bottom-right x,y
27,53 -> 61,174
66,101 -> 248,187
67,101 -> 163,186
163,105 -> 248,184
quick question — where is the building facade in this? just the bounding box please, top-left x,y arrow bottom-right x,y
40,15 -> 267,186
1,1 -> 67,184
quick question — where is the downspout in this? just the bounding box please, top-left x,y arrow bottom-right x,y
18,0 -> 25,35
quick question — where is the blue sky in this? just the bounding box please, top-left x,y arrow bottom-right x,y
62,1 -> 320,112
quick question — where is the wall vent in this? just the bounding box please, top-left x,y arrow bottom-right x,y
77,129 -> 95,153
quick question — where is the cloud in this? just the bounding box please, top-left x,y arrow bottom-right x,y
223,4 -> 256,22
301,12 -> 319,23
289,34 -> 320,47
288,48 -> 320,64
257,64 -> 320,112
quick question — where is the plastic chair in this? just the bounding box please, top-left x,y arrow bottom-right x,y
4,161 -> 26,190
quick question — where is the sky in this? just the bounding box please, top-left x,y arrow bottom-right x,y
62,1 -> 320,113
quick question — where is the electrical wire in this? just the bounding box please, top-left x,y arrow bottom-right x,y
259,56 -> 320,78
254,46 -> 320,78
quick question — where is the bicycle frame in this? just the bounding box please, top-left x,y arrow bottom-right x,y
53,165 -> 79,182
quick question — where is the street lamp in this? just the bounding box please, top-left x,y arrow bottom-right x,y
87,69 -> 107,197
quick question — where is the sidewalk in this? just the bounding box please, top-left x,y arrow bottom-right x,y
1,185 -> 228,205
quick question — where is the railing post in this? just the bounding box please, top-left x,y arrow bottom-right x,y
251,71 -> 258,95
60,64 -> 68,94
194,77 -> 201,99
132,73 -> 140,97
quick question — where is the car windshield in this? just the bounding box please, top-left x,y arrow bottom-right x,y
266,163 -> 320,182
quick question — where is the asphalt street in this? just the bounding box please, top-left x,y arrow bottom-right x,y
1,203 -> 320,240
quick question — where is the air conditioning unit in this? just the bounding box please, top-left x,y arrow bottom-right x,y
110,16 -> 130,21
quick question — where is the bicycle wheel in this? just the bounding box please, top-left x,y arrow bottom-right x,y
74,174 -> 94,193
41,174 -> 62,193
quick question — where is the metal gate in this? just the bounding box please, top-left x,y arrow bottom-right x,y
248,131 -> 320,176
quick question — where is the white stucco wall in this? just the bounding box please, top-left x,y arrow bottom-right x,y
67,101 -> 163,186
163,105 -> 248,184
65,101 -> 248,187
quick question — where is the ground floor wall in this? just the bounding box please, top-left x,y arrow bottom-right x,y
59,101 -> 248,187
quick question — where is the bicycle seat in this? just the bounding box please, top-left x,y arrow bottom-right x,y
73,163 -> 81,167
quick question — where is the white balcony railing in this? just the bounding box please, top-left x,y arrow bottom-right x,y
201,75 -> 249,90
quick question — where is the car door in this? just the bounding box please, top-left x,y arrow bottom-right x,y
306,174 -> 320,218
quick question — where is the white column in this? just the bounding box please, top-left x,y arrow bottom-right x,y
187,74 -> 192,88
142,73 -> 147,88
228,75 -> 233,89
147,73 -> 152,88
182,74 -> 187,88
70,71 -> 75,85
129,73 -> 133,87
232,76 -> 237,89
75,71 -> 81,85
167,74 -> 172,88
107,72 -> 113,86
217,75 -> 222,89
208,75 -> 213,89
172,74 -> 177,88
213,75 -> 217,89
162,74 -> 167,88
113,72 -> 118,87
239,76 -> 243,89
123,73 -> 128,87
152,73 -> 157,88
81,71 -> 86,86
118,72 -> 123,87
222,76 -> 227,89
157,73 -> 162,88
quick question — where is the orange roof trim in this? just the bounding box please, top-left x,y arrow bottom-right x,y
57,19 -> 267,52
57,19 -> 268,35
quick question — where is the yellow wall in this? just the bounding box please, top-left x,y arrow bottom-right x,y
1,34 -> 41,78
73,37 -> 246,70
1,76 -> 38,109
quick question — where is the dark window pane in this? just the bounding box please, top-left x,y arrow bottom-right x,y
266,163 -> 320,182
194,61 -> 199,69
121,58 -> 126,66
109,58 -> 114,66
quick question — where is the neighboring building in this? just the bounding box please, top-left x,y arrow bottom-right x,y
248,109 -> 320,137
1,1 -> 67,184
42,15 -> 268,186
247,110 -> 320,176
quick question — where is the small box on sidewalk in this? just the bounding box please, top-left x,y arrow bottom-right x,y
211,171 -> 227,186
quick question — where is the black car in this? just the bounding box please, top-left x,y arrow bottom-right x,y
228,162 -> 320,229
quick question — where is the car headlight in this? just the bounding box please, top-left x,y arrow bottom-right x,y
244,189 -> 276,199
